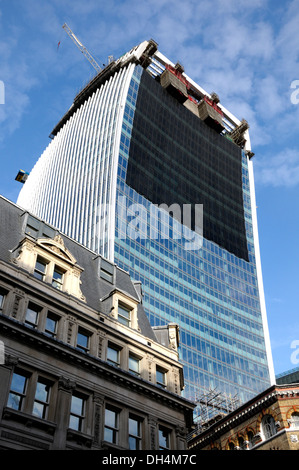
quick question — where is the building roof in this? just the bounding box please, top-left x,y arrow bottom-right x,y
0,195 -> 156,341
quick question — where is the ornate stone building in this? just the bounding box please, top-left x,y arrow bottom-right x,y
188,383 -> 299,451
0,196 -> 194,450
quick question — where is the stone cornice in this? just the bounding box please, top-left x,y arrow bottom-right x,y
0,314 -> 195,414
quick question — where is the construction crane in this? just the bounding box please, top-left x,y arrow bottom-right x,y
62,23 -> 102,73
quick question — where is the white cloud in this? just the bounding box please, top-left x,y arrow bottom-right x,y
255,148 -> 299,187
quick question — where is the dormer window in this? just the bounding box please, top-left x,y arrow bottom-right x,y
118,304 -> 131,327
52,266 -> 65,290
34,257 -> 47,281
13,235 -> 86,302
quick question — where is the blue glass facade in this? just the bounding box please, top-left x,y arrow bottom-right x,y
114,65 -> 271,405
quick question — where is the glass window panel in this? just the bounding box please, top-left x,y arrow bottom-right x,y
25,306 -> 39,328
34,258 -> 47,281
129,355 -> 140,376
159,427 -> 170,449
71,395 -> 84,416
118,304 -> 131,326
107,346 -> 120,366
45,314 -> 57,337
7,372 -> 27,410
52,267 -> 64,290
77,330 -> 89,352
104,407 -> 118,444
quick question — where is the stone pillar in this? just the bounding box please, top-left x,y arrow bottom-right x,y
93,393 -> 104,447
175,425 -> 187,450
148,417 -> 158,450
51,376 -> 76,449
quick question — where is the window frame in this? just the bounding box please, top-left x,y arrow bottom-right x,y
69,393 -> 86,432
104,405 -> 120,445
128,353 -> 141,377
52,265 -> 65,290
107,343 -> 121,367
128,414 -> 142,450
44,312 -> 59,338
32,377 -> 52,420
33,256 -> 48,282
0,288 -> 7,313
25,303 -> 41,329
261,414 -> 277,440
7,371 -> 29,411
76,327 -> 91,354
156,366 -> 167,389
158,425 -> 171,450
118,303 -> 131,327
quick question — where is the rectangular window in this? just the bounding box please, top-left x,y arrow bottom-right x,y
107,344 -> 120,367
156,367 -> 166,389
34,257 -> 47,281
118,304 -> 131,327
33,379 -> 51,419
129,416 -> 142,450
7,372 -> 28,411
104,406 -> 119,444
0,291 -> 5,312
129,354 -> 140,377
69,394 -> 85,432
159,426 -> 170,450
76,328 -> 90,353
52,266 -> 65,290
100,259 -> 114,283
25,303 -> 40,329
45,312 -> 59,338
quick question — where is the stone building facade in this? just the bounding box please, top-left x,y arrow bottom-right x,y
188,383 -> 299,451
0,196 -> 194,450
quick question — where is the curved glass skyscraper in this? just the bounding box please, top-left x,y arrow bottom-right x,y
17,40 -> 275,412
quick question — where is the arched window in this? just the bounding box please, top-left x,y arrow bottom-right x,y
228,441 -> 235,450
238,436 -> 244,449
247,431 -> 255,449
261,414 -> 277,440
290,412 -> 299,428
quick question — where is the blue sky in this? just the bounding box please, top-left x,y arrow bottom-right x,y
0,0 -> 299,377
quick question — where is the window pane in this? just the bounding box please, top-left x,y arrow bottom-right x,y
34,259 -> 47,280
25,307 -> 39,327
77,330 -> 89,352
35,381 -> 49,402
33,401 -> 44,418
129,417 -> 139,436
7,393 -> 22,410
129,355 -> 140,375
129,436 -> 138,450
104,427 -> 114,442
105,408 -> 117,428
45,315 -> 57,336
156,368 -> 166,387
69,415 -> 80,431
11,373 -> 27,394
52,267 -> 64,289
104,407 -> 118,444
159,427 -> 169,449
7,373 -> 27,410
118,305 -> 130,326
71,395 -> 84,415
107,346 -> 119,365
69,395 -> 85,431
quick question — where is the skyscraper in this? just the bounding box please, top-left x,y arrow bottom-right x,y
17,40 -> 275,411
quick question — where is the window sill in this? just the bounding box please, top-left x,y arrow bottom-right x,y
2,407 -> 56,435
67,428 -> 93,447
